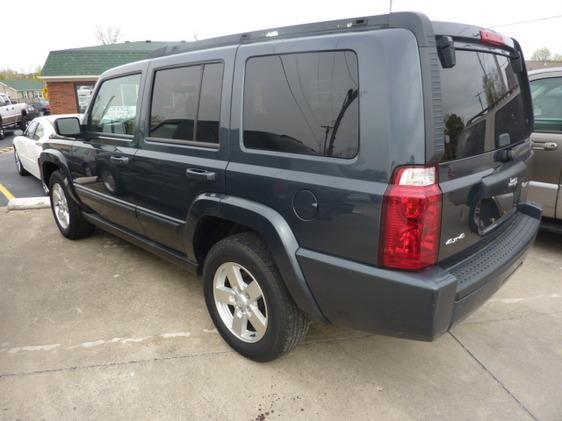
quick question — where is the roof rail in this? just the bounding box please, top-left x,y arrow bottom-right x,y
148,12 -> 435,59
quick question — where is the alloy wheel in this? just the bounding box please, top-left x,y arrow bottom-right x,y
14,152 -> 21,172
213,262 -> 268,343
52,183 -> 70,229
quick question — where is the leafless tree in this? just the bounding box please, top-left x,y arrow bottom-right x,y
530,47 -> 551,62
95,26 -> 122,45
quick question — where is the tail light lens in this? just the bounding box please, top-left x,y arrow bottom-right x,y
379,166 -> 442,270
480,29 -> 507,47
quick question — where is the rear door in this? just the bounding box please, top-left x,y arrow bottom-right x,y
529,72 -> 562,219
23,119 -> 45,178
436,43 -> 534,262
131,47 -> 235,252
15,120 -> 38,172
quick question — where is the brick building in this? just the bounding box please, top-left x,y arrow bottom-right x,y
40,41 -> 175,114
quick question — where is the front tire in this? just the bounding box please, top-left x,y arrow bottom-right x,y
203,232 -> 309,362
49,171 -> 94,239
0,118 -> 5,140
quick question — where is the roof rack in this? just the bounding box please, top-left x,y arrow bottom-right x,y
148,12 -> 435,59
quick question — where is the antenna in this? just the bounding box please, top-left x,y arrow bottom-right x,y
389,0 -> 393,13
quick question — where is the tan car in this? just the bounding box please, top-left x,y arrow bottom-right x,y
529,68 -> 562,231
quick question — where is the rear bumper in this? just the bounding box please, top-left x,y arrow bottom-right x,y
298,202 -> 542,340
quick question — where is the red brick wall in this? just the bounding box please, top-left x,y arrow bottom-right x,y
47,80 -> 97,114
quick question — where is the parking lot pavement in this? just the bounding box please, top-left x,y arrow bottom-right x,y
0,133 -> 45,207
0,209 -> 560,420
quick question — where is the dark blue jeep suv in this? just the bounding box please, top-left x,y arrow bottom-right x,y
41,12 -> 541,361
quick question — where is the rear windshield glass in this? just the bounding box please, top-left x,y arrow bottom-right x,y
440,50 -> 531,162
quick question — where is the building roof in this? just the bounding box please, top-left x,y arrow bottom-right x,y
41,41 -> 177,78
0,79 -> 44,91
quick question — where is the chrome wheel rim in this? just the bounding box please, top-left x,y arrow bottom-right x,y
14,152 -> 21,171
52,183 -> 70,229
213,262 -> 268,343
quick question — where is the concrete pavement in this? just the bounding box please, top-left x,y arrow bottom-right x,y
0,209 -> 561,420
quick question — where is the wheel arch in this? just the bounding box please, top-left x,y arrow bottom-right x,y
40,150 -> 81,204
186,193 -> 326,322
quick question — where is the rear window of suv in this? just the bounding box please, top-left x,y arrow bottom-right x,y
440,49 -> 531,162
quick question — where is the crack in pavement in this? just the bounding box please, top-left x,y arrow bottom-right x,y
0,333 -> 372,379
461,309 -> 562,326
449,331 -> 539,421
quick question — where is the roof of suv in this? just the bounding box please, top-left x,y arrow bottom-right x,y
147,12 -> 439,59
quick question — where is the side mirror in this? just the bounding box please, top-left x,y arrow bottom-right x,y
55,117 -> 81,137
436,35 -> 456,69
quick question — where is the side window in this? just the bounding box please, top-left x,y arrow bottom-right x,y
0,96 -> 6,107
243,51 -> 359,158
150,65 -> 201,141
33,122 -> 44,140
25,121 -> 38,138
197,63 -> 223,143
149,62 -> 224,144
88,74 -> 141,136
531,77 -> 562,133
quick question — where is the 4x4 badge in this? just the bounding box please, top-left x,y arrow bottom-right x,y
508,177 -> 518,188
445,232 -> 465,245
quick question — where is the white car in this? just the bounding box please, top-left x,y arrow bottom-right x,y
13,114 -> 82,192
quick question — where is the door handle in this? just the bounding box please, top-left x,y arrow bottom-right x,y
532,141 -> 558,151
186,168 -> 216,181
110,156 -> 130,165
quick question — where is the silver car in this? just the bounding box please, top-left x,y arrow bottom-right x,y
528,67 -> 562,231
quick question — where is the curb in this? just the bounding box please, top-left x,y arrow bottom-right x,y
7,197 -> 50,211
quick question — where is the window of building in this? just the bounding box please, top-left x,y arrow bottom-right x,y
76,84 -> 95,113
149,62 -> 223,144
243,51 -> 359,159
88,75 -> 140,135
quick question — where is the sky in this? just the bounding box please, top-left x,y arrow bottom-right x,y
2,0 -> 562,73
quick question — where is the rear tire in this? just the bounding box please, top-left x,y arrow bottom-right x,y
14,149 -> 29,176
0,118 -> 5,140
49,170 -> 94,239
203,232 -> 309,362
18,114 -> 27,130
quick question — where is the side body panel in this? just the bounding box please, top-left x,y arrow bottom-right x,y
228,29 -> 425,266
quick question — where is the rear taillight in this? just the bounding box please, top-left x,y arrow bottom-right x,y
379,166 -> 442,270
480,29 -> 507,47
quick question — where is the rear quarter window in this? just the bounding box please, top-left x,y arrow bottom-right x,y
243,50 -> 359,159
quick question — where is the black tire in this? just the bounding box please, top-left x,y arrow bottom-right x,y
0,118 -> 5,140
14,149 -> 29,176
18,113 -> 27,131
203,232 -> 309,362
48,170 -> 94,239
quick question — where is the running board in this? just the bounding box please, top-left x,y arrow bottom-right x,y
81,212 -> 199,273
